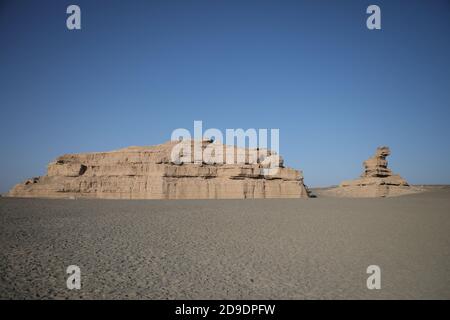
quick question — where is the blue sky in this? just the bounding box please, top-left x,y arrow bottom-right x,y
0,0 -> 449,192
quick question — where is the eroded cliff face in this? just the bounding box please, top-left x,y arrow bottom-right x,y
8,140 -> 309,199
328,146 -> 416,197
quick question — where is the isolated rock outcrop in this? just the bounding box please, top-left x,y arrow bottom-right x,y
327,146 -> 416,197
8,140 -> 309,199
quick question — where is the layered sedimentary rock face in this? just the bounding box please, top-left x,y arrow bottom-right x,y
8,140 -> 309,199
330,147 -> 414,197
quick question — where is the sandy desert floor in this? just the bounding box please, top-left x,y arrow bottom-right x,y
0,186 -> 449,299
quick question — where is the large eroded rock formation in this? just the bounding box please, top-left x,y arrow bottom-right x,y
8,140 -> 309,199
327,146 -> 415,197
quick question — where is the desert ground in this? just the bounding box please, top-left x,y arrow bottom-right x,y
0,186 -> 449,299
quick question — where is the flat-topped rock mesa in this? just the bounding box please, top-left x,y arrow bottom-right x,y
328,146 -> 416,197
8,140 -> 309,199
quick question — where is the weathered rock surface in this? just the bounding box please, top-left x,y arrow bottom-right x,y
8,140 -> 309,199
326,147 -> 418,197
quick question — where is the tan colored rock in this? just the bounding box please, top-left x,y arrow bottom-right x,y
327,146 -> 418,197
8,140 -> 309,199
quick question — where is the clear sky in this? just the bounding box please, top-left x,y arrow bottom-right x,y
0,0 -> 449,192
